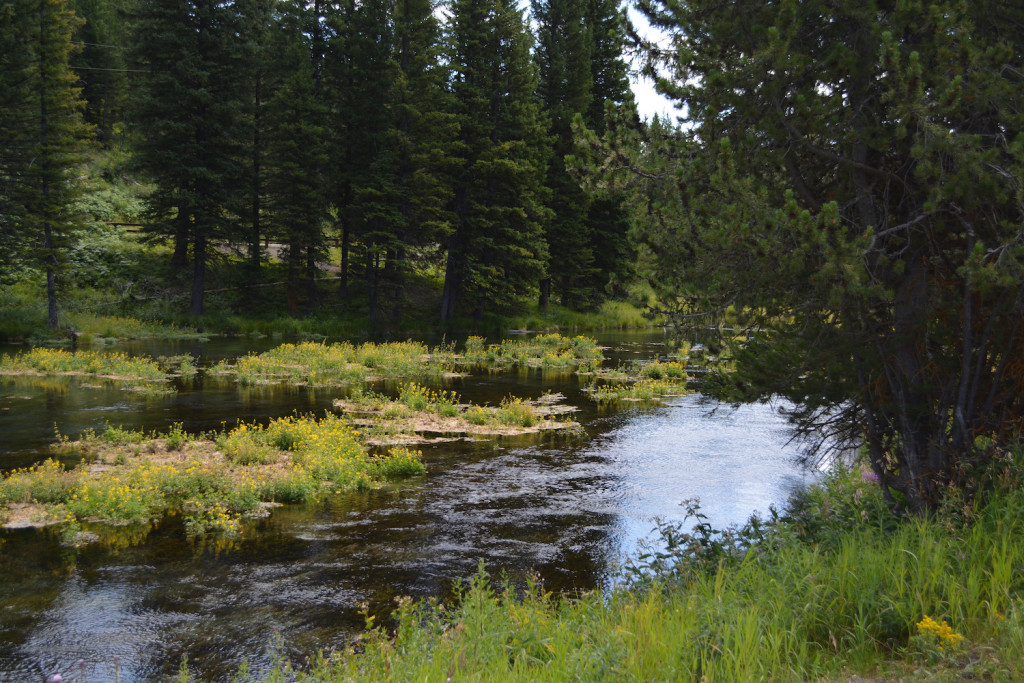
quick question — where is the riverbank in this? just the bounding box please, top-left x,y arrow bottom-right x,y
1,280 -> 661,346
253,447 -> 1024,682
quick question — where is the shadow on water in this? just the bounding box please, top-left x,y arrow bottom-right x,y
0,330 -> 812,681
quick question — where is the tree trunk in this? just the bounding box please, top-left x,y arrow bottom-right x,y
172,212 -> 190,269
305,246 -> 318,313
190,227 -> 206,316
339,221 -> 350,298
367,250 -> 379,324
441,234 -> 463,322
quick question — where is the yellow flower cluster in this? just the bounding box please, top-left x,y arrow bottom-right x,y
463,333 -> 602,367
212,340 -> 451,386
916,616 -> 965,650
0,347 -> 166,382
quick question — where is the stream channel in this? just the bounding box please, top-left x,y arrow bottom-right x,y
0,331 -> 812,681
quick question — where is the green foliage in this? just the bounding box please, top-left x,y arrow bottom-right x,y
462,333 -> 602,367
534,0 -> 635,308
0,0 -> 92,325
211,340 -> 456,386
592,0 -> 1024,512
128,0 -> 248,316
267,453 -> 1024,681
1,415 -> 427,534
440,0 -> 551,321
0,347 -> 168,386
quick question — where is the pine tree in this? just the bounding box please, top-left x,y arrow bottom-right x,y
128,0 -> 246,316
534,0 -> 633,309
324,0 -> 392,303
69,0 -> 133,146
349,0 -> 457,322
441,0 -> 550,321
262,0 -> 330,314
578,0 -> 633,300
619,0 -> 1024,511
0,0 -> 90,326
234,0 -> 275,281
534,0 -> 593,308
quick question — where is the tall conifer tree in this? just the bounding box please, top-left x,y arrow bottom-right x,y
534,0 -> 633,308
128,0 -> 246,316
263,0 -> 330,314
441,0 -> 550,321
0,0 -> 90,326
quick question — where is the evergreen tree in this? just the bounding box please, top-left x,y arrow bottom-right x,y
534,0 -> 593,308
324,0 -> 391,302
343,0 -> 398,320
578,0 -> 633,300
351,0 -> 457,322
441,0 -> 550,321
234,0 -> 276,280
262,0 -> 330,314
128,0 -> 247,316
0,0 -> 90,325
617,0 -> 1024,511
69,0 -> 133,146
534,0 -> 633,308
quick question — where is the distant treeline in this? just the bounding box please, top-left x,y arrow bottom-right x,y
1,0 -> 637,324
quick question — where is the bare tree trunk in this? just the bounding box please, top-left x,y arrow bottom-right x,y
190,226 -> 206,316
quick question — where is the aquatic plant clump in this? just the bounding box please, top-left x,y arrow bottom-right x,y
209,340 -> 458,386
335,385 -> 578,442
588,378 -> 687,404
0,347 -> 168,383
0,350 -> 172,393
0,416 -> 426,536
462,333 -> 603,367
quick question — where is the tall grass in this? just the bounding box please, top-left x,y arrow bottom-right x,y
258,450 -> 1024,682
0,348 -> 169,388
505,300 -> 662,332
210,340 -> 457,386
462,333 -> 603,367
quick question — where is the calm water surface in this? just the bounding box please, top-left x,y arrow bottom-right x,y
0,331 -> 811,681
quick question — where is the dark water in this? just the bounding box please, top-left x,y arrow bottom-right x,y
0,331 -> 811,682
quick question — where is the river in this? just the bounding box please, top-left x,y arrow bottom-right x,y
0,331 -> 811,681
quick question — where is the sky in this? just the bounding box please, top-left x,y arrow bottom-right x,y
626,6 -> 678,121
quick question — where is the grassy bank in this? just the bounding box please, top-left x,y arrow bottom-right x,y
462,333 -> 603,367
245,448 -> 1024,682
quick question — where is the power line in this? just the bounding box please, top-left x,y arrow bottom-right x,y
70,66 -> 150,73
71,41 -> 126,50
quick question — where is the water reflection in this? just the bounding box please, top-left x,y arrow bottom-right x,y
0,332 -> 810,681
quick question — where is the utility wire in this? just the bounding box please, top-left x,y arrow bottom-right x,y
70,66 -> 150,73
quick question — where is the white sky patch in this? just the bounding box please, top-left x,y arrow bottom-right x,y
627,5 -> 677,122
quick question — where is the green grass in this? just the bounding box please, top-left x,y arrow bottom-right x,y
505,299 -> 663,332
0,416 -> 426,536
249,449 -> 1024,682
210,340 -> 458,386
0,347 -> 171,390
462,333 -> 603,367
336,385 -> 573,437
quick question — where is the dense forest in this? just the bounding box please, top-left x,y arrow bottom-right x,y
1,0 -> 637,325
3,0 -> 1024,511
